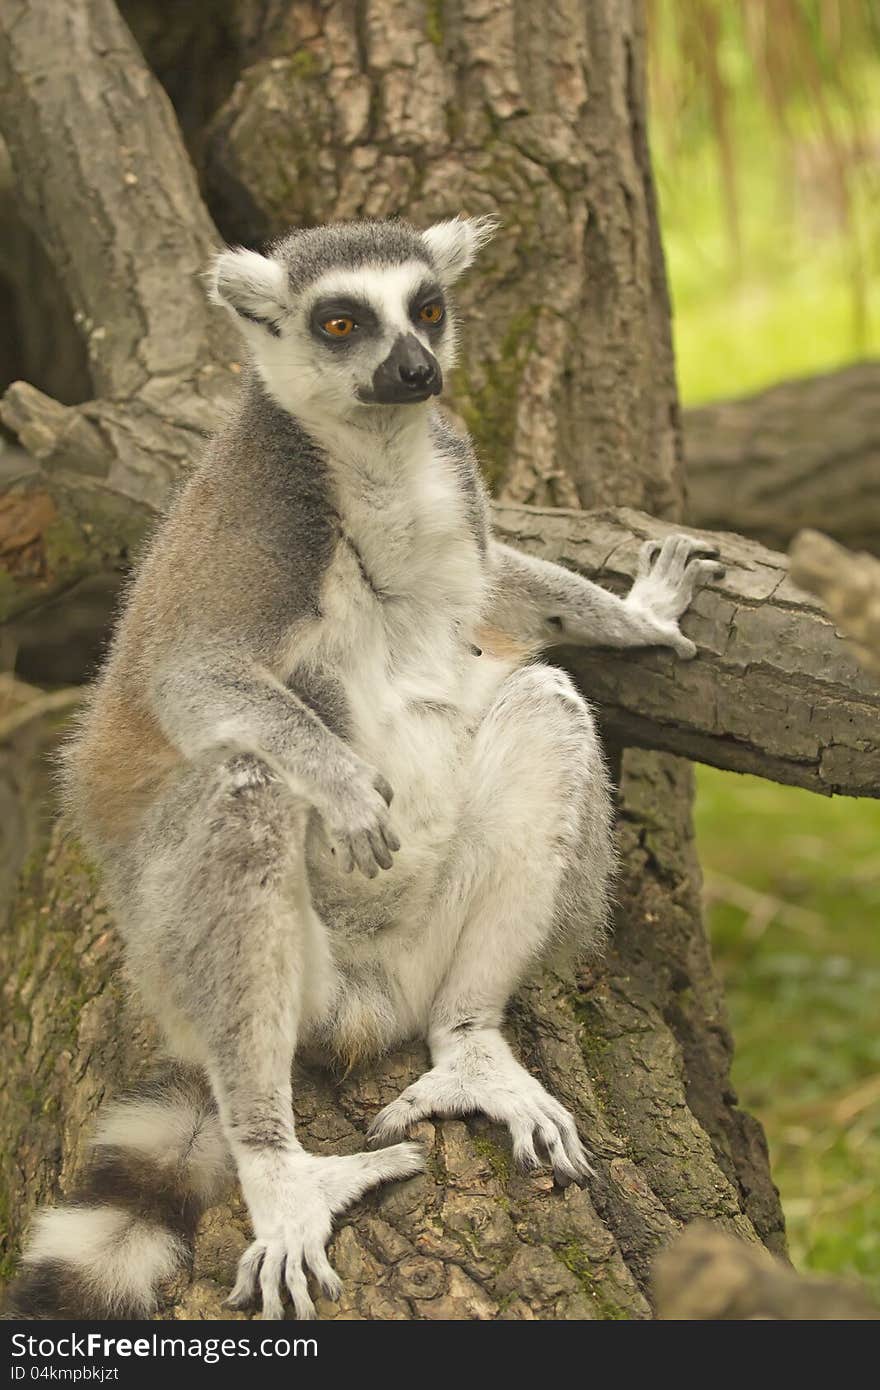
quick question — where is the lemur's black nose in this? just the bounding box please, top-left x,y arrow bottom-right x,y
366,332 -> 443,404
399,359 -> 437,388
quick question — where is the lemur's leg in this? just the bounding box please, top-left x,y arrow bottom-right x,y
129,755 -> 421,1320
369,666 -> 614,1184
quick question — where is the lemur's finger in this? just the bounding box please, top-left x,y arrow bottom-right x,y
535,1122 -> 581,1187
648,537 -> 677,578
547,1107 -> 596,1179
668,531 -> 719,556
537,1098 -> 594,1176
373,773 -> 394,806
227,1240 -> 264,1308
351,833 -> 379,878
366,1104 -> 406,1144
367,1095 -> 424,1143
636,539 -> 662,577
662,535 -> 700,580
381,821 -> 402,855
688,559 -> 725,581
368,829 -> 393,872
678,558 -> 725,603
668,533 -> 721,560
284,1254 -> 316,1321
258,1246 -> 286,1320
671,633 -> 697,660
339,1141 -> 425,1192
511,1123 -> 541,1172
303,1242 -> 342,1301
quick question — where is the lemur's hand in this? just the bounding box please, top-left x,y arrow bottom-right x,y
314,754 -> 401,878
626,534 -> 724,659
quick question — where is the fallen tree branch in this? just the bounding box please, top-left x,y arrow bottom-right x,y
494,505 -> 880,798
790,528 -> 880,676
684,362 -> 880,554
652,1223 -> 880,1319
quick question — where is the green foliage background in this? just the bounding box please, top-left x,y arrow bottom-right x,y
649,1 -> 880,1289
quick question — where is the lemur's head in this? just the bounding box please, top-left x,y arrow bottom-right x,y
208,216 -> 497,420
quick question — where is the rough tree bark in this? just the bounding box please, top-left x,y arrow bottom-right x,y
0,0 -> 241,678
0,142 -> 91,414
684,363 -> 880,555
0,0 -> 796,1319
0,678 -> 81,918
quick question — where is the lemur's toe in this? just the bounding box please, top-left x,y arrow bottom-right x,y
228,1240 -> 265,1309
366,1104 -> 412,1145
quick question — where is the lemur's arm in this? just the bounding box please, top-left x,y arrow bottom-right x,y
150,650 -> 398,876
489,535 -> 723,659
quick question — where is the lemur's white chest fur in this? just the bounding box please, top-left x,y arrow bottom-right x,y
290,417 -> 508,849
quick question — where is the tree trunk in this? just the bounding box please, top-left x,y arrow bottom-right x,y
0,0 -> 786,1319
684,363 -> 880,555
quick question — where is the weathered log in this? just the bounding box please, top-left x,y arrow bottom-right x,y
493,505 -> 880,799
653,1224 -> 880,1320
790,528 -> 880,675
684,363 -> 880,554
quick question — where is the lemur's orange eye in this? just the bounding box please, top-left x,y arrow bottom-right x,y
419,302 -> 444,325
323,317 -> 355,337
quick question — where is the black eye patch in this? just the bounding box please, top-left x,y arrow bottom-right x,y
309,296 -> 380,346
405,279 -> 442,312
408,281 -> 446,334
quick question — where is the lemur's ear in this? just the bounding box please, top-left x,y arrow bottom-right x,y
207,248 -> 289,337
421,215 -> 499,285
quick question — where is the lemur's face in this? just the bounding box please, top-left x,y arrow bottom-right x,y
209,217 -> 497,423
305,263 -> 447,407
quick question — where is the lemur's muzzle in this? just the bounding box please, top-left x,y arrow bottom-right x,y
363,333 -> 443,405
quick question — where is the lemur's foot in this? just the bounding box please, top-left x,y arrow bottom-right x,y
229,1143 -> 424,1319
368,1030 -> 592,1186
628,533 -> 725,658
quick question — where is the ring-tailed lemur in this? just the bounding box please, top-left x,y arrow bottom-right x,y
7,216 -> 722,1321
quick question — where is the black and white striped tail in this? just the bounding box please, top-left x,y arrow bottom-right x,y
6,1065 -> 230,1319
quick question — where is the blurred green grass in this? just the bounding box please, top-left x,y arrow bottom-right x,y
650,9 -> 880,1289
694,769 -> 880,1291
